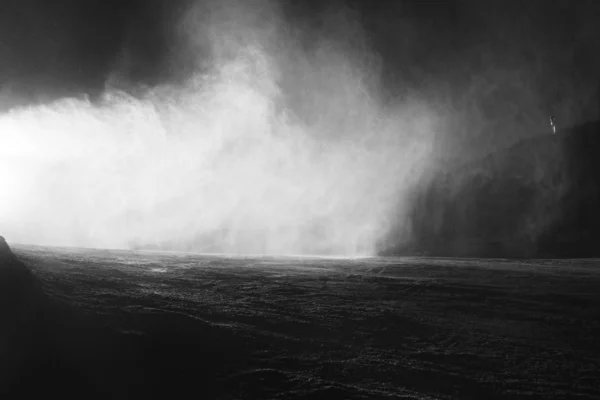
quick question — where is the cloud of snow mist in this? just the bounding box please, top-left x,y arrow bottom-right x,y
0,0 -> 440,256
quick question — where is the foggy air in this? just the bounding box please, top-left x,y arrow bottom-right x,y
0,0 -> 438,256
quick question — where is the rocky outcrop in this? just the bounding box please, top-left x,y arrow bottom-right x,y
0,236 -> 41,316
0,236 -> 46,395
0,237 -> 141,399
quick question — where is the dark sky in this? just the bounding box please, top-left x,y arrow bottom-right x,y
1,0 -> 599,147
0,0 -> 173,102
0,0 -> 131,94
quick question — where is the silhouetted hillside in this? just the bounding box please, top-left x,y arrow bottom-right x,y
0,238 -> 143,399
385,119 -> 600,258
0,236 -> 46,394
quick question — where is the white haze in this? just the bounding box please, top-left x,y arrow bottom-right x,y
0,0 -> 439,256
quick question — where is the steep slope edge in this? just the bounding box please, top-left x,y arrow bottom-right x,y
0,237 -> 138,399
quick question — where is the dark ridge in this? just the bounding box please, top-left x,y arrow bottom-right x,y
0,235 -> 41,325
0,237 -> 142,399
383,119 -> 600,258
0,235 -> 47,396
0,237 -> 247,399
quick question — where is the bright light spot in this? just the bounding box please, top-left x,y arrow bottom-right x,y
0,0 -> 438,256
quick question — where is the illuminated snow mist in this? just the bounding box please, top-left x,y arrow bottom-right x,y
0,0 -> 439,256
